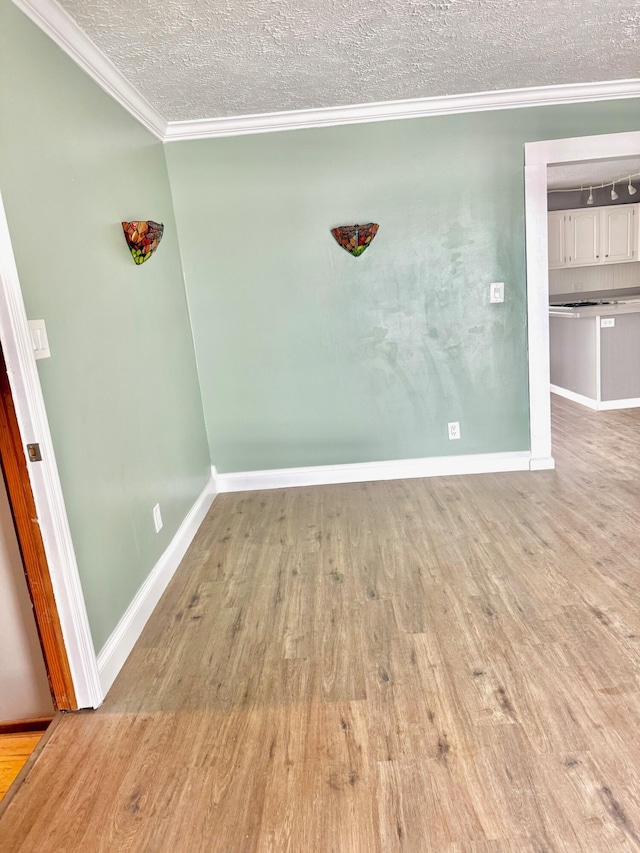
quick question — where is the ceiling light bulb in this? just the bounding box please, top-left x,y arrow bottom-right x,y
587,187 -> 594,205
611,183 -> 618,201
629,177 -> 637,196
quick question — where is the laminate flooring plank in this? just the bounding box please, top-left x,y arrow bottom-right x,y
4,396 -> 640,850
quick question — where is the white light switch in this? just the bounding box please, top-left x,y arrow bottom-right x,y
28,319 -> 51,359
490,282 -> 505,303
153,503 -> 163,533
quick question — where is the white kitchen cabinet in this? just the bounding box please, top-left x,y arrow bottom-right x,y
547,211 -> 566,269
548,203 -> 638,270
567,209 -> 601,266
603,206 -> 636,263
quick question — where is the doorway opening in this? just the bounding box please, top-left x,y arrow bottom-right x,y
524,130 -> 640,467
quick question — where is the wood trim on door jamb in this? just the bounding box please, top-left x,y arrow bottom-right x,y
0,346 -> 76,708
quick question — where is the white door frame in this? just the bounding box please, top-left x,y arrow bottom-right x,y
525,130 -> 640,468
0,191 -> 102,709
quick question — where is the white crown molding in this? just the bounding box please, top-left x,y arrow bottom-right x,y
164,80 -> 640,142
97,473 -> 217,698
214,451 -> 541,493
11,0 -> 167,140
9,1 -> 640,143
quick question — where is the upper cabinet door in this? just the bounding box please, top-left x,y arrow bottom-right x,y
567,209 -> 601,266
603,206 -> 636,263
547,212 -> 566,269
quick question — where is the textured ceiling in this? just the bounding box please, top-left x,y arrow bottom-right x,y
56,0 -> 640,122
548,156 -> 640,189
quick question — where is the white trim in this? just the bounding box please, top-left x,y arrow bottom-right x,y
526,131 -> 640,167
215,451 -> 532,493
550,384 -> 599,410
529,457 -> 555,471
525,163 -> 553,463
524,131 -> 640,474
11,0 -> 167,140
164,80 -> 640,141
97,474 -> 217,698
552,384 -> 640,411
6,5 -> 640,145
0,192 -> 103,709
598,397 -> 640,410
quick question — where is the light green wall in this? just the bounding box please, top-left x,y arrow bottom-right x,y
165,101 -> 640,473
2,0 -> 640,649
0,2 -> 211,652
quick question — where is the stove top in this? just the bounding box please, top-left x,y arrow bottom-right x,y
555,300 -> 615,308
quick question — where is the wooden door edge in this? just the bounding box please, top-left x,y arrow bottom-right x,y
0,347 -> 77,709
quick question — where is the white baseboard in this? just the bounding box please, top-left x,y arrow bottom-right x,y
551,384 -> 599,409
96,473 -> 217,698
214,451 -> 532,493
529,456 -> 555,471
598,397 -> 640,411
551,384 -> 640,411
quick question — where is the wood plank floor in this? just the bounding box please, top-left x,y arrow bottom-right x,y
2,395 -> 640,851
0,733 -> 43,802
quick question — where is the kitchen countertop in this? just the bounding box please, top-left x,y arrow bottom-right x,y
549,298 -> 640,319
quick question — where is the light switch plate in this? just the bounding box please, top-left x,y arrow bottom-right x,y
490,282 -> 504,303
28,319 -> 51,359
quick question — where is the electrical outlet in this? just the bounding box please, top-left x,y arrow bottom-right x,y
573,282 -> 584,292
489,282 -> 504,304
601,318 -> 615,328
448,421 -> 461,440
153,503 -> 163,533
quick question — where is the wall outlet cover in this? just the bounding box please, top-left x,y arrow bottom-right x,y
447,422 -> 461,440
28,319 -> 51,359
601,318 -> 615,328
153,503 -> 163,532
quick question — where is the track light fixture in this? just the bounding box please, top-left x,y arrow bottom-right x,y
549,170 -> 640,200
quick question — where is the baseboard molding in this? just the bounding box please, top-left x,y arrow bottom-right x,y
215,451 -> 532,493
96,474 -> 217,698
529,456 -> 556,471
551,384 -> 599,410
551,384 -> 640,411
598,397 -> 640,411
